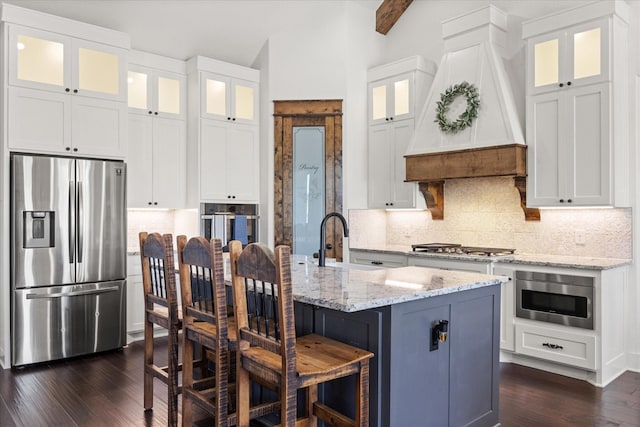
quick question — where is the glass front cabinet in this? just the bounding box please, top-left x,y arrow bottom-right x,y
6,22 -> 128,158
200,71 -> 258,125
368,71 -> 414,125
527,18 -> 608,95
128,65 -> 186,119
9,25 -> 127,102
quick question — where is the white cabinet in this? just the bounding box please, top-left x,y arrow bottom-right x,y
200,72 -> 257,125
527,18 -> 609,95
493,265 -> 515,352
366,56 -> 435,209
127,51 -> 187,209
523,2 -> 629,208
515,321 -> 596,370
199,119 -> 259,202
527,82 -> 610,207
495,261 -> 628,386
128,115 -> 186,208
368,71 -> 414,125
8,86 -> 126,157
3,15 -> 129,159
8,25 -> 127,101
128,64 -> 186,120
407,255 -> 492,274
350,250 -> 408,268
368,119 -> 416,209
186,56 -> 260,206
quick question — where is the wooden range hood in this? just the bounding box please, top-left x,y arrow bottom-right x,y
405,144 -> 540,221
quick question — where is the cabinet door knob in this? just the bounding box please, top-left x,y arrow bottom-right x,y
227,117 -> 232,120
567,199 -> 572,203
73,148 -> 78,152
389,117 -> 393,120
385,118 -> 389,121
389,202 -> 394,206
73,89 -> 78,93
232,117 -> 236,121
559,83 -> 564,88
154,112 -> 158,115
148,202 -> 152,205
148,111 -> 153,115
559,199 -> 565,203
232,195 -> 236,199
371,261 -> 383,265
66,147 -> 71,151
154,202 -> 158,205
65,88 -> 70,92
567,81 -> 572,86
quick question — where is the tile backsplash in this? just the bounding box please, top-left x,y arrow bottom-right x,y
349,177 -> 632,259
127,209 -> 199,252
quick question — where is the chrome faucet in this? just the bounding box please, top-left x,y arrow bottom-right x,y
318,212 -> 349,267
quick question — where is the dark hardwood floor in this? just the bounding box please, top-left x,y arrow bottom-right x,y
1,338 -> 639,426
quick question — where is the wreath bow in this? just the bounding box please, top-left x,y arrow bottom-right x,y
435,81 -> 479,134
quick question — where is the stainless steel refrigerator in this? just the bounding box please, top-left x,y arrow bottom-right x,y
11,154 -> 127,366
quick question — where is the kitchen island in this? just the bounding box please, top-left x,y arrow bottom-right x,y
286,256 -> 507,427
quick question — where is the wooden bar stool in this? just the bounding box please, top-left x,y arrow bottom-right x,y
177,235 -> 232,426
229,240 -> 374,427
139,232 -> 182,427
177,236 -> 280,426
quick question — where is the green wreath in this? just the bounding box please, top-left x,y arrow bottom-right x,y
434,81 -> 479,134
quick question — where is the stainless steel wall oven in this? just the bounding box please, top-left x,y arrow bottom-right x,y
515,271 -> 593,330
200,203 -> 259,250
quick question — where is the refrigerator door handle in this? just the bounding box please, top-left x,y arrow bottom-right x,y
69,181 -> 75,264
26,286 -> 120,299
77,181 -> 84,263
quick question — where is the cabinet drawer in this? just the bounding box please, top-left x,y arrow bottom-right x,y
350,251 -> 407,268
515,321 -> 596,370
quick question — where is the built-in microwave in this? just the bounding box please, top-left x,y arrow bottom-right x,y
200,203 -> 259,250
515,271 -> 593,330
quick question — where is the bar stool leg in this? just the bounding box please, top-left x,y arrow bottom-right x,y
144,319 -> 154,411
168,324 -> 179,427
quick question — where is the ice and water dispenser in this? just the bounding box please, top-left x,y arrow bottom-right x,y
23,211 -> 55,248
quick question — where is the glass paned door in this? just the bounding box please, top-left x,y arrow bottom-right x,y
292,126 -> 325,256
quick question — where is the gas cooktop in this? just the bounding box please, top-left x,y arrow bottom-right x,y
411,243 -> 516,257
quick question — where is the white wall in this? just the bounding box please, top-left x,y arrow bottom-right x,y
256,1 -> 383,247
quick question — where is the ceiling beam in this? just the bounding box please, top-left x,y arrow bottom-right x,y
376,0 -> 413,35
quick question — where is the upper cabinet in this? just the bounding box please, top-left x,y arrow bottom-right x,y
368,71 -> 414,125
200,72 -> 257,125
2,5 -> 130,159
528,18 -> 608,96
523,1 -> 630,208
128,68 -> 185,118
127,51 -> 187,209
8,25 -> 127,102
366,56 -> 436,209
186,56 -> 260,206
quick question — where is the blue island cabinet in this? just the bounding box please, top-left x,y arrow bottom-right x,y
297,283 -> 501,427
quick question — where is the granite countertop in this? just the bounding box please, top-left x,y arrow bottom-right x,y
349,245 -> 631,270
286,255 -> 506,312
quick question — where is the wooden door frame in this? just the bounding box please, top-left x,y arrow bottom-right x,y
273,100 -> 344,260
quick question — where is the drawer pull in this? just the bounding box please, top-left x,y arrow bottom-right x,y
542,342 -> 564,350
371,261 -> 383,265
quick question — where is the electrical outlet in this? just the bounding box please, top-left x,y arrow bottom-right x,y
575,230 -> 586,245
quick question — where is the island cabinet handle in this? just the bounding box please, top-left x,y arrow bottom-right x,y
371,261 -> 383,265
542,342 -> 564,350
